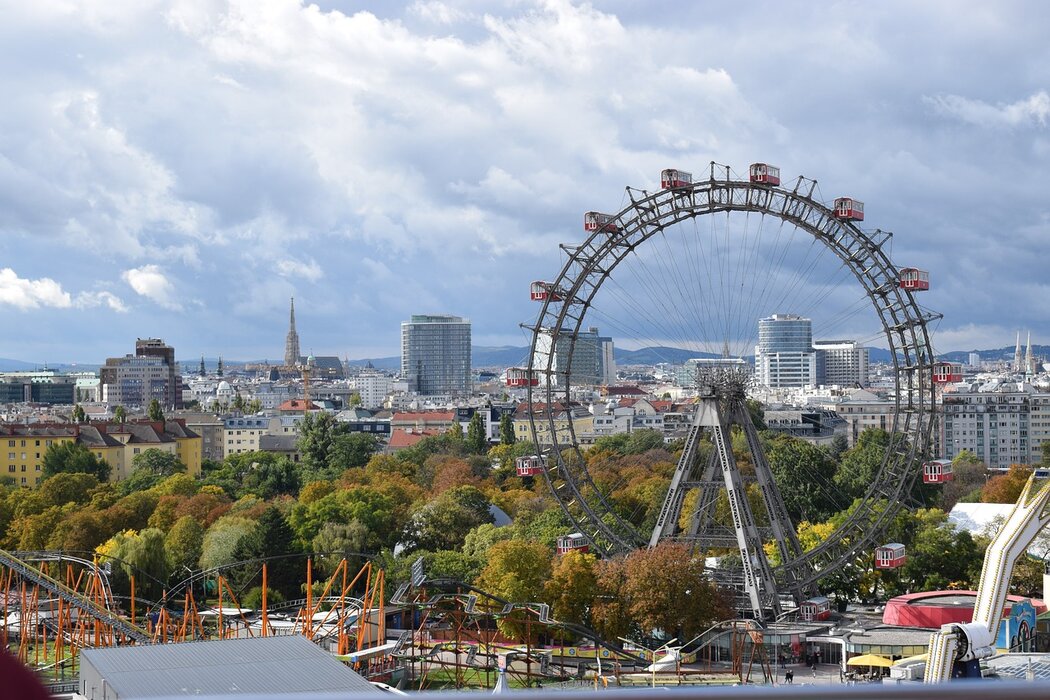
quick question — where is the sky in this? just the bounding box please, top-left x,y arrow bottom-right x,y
2,0 -> 1049,364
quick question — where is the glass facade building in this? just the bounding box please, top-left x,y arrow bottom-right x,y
401,314 -> 472,396
755,314 -> 817,388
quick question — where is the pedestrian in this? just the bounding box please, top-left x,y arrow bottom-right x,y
785,670 -> 793,684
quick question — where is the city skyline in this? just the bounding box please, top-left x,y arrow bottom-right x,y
2,2 -> 1049,362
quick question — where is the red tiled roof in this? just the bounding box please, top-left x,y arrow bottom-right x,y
278,399 -> 321,411
387,427 -> 442,449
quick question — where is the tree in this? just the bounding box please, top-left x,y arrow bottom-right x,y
544,549 -> 599,626
474,539 -> 552,636
982,464 -> 1033,503
119,450 -> 186,494
498,413 -> 516,445
590,556 -> 630,640
766,434 -> 840,522
230,507 -> 301,597
71,404 -> 87,424
297,412 -> 349,480
466,412 -> 487,454
199,515 -> 258,570
165,515 -> 204,572
401,485 -> 494,553
834,428 -> 892,500
938,451 -> 987,510
114,405 -> 127,423
41,442 -> 111,481
147,398 -> 164,422
327,433 -> 379,473
240,457 -> 301,499
622,543 -> 731,640
312,521 -> 370,574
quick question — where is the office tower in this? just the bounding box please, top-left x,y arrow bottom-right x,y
401,314 -> 471,395
754,314 -> 817,388
813,340 -> 869,387
554,326 -> 606,386
100,338 -> 182,409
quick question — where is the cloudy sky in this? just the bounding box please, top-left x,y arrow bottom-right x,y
2,0 -> 1048,364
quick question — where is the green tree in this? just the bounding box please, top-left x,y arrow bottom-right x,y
200,515 -> 257,571
229,507 -> 301,597
327,433 -> 379,473
401,485 -> 494,553
147,399 -> 165,422
466,412 -> 487,454
165,515 -> 205,572
119,449 -> 186,494
312,520 -> 370,575
114,405 -> 127,423
834,428 -> 892,500
982,464 -> 1033,503
240,457 -> 301,499
71,404 -> 87,424
297,412 -> 349,480
766,434 -> 841,522
110,528 -> 171,602
474,539 -> 552,636
41,442 -> 111,481
938,451 -> 987,510
231,394 -> 246,413
499,413 -> 516,445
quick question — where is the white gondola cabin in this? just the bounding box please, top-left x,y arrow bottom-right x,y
932,362 -> 963,384
800,596 -> 832,622
833,197 -> 864,221
505,368 -> 539,387
556,532 -> 589,555
530,281 -> 563,302
661,168 -> 693,189
875,543 -> 906,569
584,211 -> 620,233
749,163 -> 781,186
899,268 -> 930,291
923,458 -> 954,484
516,455 -> 544,477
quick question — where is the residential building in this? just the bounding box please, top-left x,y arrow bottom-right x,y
400,314 -> 471,396
942,381 -> 1034,470
352,372 -> 394,409
223,416 -> 270,457
763,407 -> 847,446
813,340 -> 869,387
0,419 -> 201,486
754,314 -> 817,388
513,402 -> 593,447
810,389 -> 898,447
134,338 -> 182,408
174,411 -> 225,463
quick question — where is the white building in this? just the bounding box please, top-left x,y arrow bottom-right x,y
352,372 -> 394,409
754,314 -> 817,389
813,340 -> 869,387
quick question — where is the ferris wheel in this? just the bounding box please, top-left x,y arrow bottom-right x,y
520,162 -> 947,618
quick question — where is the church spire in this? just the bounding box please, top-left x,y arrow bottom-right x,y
284,297 -> 301,366
1026,331 -> 1034,376
1014,331 -> 1023,372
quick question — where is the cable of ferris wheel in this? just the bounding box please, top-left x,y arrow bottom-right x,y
653,227 -> 719,357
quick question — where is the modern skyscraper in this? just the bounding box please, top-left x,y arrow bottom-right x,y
754,314 -> 817,388
554,327 -> 606,386
284,297 -> 302,367
401,314 -> 472,396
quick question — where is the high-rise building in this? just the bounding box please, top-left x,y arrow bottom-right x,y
401,314 -> 471,396
813,340 -> 869,387
599,335 -> 617,385
101,338 -> 182,409
554,327 -> 607,386
284,297 -> 302,367
754,314 -> 817,388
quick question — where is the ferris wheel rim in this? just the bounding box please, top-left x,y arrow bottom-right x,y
524,164 -> 937,591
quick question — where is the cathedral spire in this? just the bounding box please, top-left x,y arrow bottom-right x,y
1026,330 -> 1034,376
1014,331 -> 1023,372
284,297 -> 301,366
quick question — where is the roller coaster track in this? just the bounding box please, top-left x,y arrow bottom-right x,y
0,548 -> 152,645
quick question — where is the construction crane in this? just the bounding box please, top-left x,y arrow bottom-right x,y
923,474 -> 1050,682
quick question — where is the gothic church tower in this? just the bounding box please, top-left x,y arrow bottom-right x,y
284,297 -> 302,366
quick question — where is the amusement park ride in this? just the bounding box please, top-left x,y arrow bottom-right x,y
515,160 -> 948,621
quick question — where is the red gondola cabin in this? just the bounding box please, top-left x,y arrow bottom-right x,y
584,212 -> 620,233
923,458 -> 954,484
932,362 -> 963,384
899,268 -> 930,291
749,163 -> 781,186
505,368 -> 539,387
800,596 -> 831,622
516,455 -> 544,477
661,169 -> 693,189
556,532 -> 589,555
875,543 -> 906,569
530,281 -> 563,302
833,197 -> 864,221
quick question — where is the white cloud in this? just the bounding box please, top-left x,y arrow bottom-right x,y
0,268 -> 72,310
122,265 -> 179,310
0,268 -> 128,312
926,91 -> 1050,128
275,257 -> 324,282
